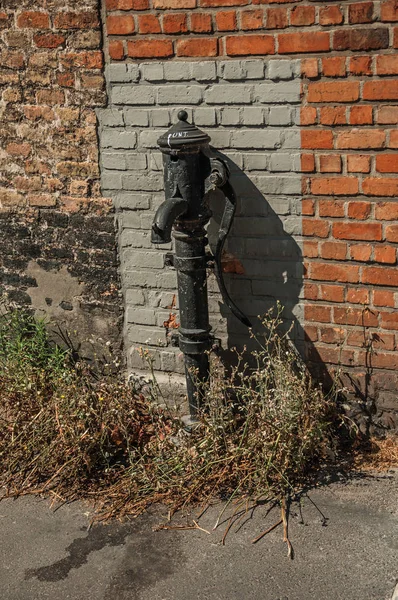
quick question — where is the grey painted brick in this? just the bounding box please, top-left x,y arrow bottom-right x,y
205,84 -> 253,104
123,250 -> 165,269
268,106 -> 292,126
242,107 -> 264,126
148,291 -> 178,309
157,85 -> 203,105
141,63 -> 164,81
122,270 -> 158,287
120,212 -> 142,229
218,60 -> 245,80
244,154 -> 268,171
282,129 -> 301,149
121,230 -> 152,248
252,175 -> 302,195
230,129 -> 281,149
97,108 -> 124,127
102,152 -> 127,171
267,60 -> 300,81
125,153 -> 147,170
125,289 -> 145,305
101,171 -> 122,190
124,108 -> 149,126
126,326 -> 167,347
115,192 -> 151,211
150,109 -> 170,127
101,129 -> 137,149
126,307 -> 156,326
193,107 -> 217,126
106,63 -> 139,83
160,352 -> 177,372
149,152 -> 164,171
164,62 -> 192,81
283,216 -> 302,236
139,130 -> 167,148
191,61 -> 217,82
207,129 -> 231,148
255,81 -> 301,104
269,153 -> 294,172
220,107 -> 241,126
122,173 -> 163,192
264,196 -> 292,216
112,85 -> 156,106
245,60 -> 266,79
170,107 -> 193,123
222,152 -> 244,169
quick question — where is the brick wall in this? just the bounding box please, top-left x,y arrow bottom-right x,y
102,0 -> 398,432
0,1 -> 122,353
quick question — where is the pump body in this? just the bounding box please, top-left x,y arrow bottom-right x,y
151,110 -> 250,420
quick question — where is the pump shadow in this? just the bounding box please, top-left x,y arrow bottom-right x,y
206,152 -> 332,389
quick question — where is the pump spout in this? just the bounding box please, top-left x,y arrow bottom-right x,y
151,198 -> 188,244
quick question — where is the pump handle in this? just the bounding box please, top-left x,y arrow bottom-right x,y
213,181 -> 252,329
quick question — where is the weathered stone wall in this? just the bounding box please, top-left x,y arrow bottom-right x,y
0,1 -> 122,352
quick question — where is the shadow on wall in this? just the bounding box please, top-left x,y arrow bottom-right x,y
207,151 -> 332,389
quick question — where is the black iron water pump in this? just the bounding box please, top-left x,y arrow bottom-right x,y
151,110 -> 250,421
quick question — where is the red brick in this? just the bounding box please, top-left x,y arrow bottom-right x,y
304,325 -> 318,342
106,0 -> 148,8
364,351 -> 398,370
350,243 -> 372,262
320,241 -> 347,260
33,33 -> 65,48
376,55 -> 398,75
304,283 -> 318,300
138,14 -> 161,34
190,13 -> 212,32
302,218 -> 330,238
333,28 -> 389,51
28,193 -> 56,207
241,9 -> 264,30
318,200 -> 345,218
300,107 -> 317,126
347,201 -> 371,220
61,51 -> 103,69
305,304 -> 332,323
266,7 -> 288,29
319,327 -> 345,345
307,345 -> 355,367
311,177 -> 358,196
6,142 -> 31,157
154,0 -> 196,7
363,266 -> 398,286
336,129 -> 385,149
320,106 -> 346,126
374,246 -> 397,264
310,263 -> 360,284
319,5 -> 344,25
348,2 -> 374,23
334,307 -> 379,327
127,39 -> 173,58
347,154 -> 371,173
301,154 -> 315,172
57,72 -> 75,87
301,58 -> 318,78
291,6 -> 315,26
321,57 -> 346,77
301,130 -> 333,149
381,0 -> 398,21
374,290 -> 395,307
350,105 -> 373,125
17,11 -> 50,29
333,222 -> 382,241
376,154 -> 398,173
278,32 -> 329,54
375,202 -> 398,220
320,284 -> 345,303
163,13 -> 187,34
308,81 -> 359,103
319,154 -> 341,173
377,106 -> 398,124
363,178 -> 398,197
36,90 -> 65,105
107,15 -> 135,35
385,224 -> 398,242
381,312 -> 398,331
390,130 -> 398,148
215,11 -> 237,31
54,12 -> 99,29
303,240 -> 318,257
177,38 -> 218,57
346,288 -> 369,305
225,35 -> 274,56
109,40 -> 124,59
200,0 -> 248,5
349,55 -> 372,76
363,80 -> 398,101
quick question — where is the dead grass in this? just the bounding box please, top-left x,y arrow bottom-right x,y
352,437 -> 398,472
